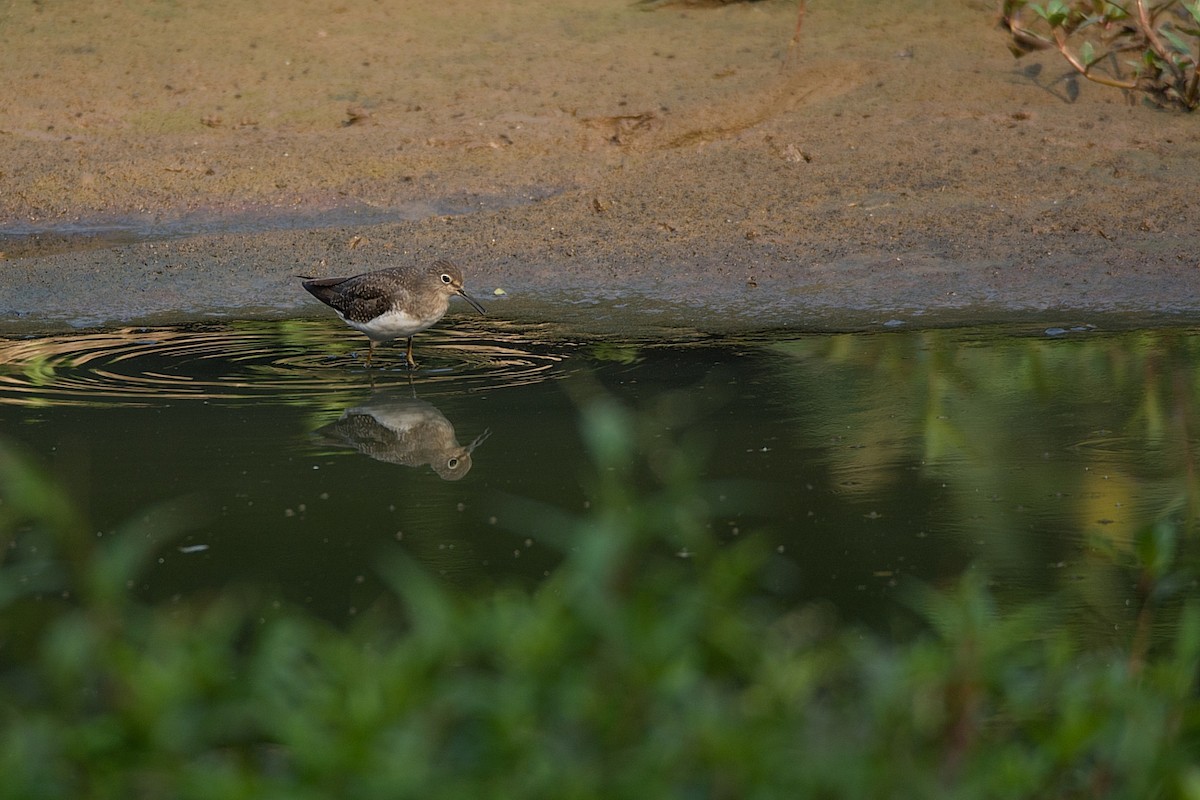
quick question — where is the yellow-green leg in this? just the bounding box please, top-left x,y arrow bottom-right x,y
405,336 -> 417,370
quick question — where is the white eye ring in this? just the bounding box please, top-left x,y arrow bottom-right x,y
440,273 -> 452,284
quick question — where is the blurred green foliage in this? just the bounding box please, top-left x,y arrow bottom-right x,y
2,389 -> 1199,798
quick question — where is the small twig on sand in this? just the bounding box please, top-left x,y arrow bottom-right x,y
784,0 -> 806,69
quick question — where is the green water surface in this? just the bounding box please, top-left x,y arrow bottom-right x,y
1,319 -> 1196,640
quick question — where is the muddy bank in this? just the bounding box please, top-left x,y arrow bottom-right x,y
1,0 -> 1198,333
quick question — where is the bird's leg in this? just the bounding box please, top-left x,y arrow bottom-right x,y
365,340 -> 376,368
405,336 -> 417,370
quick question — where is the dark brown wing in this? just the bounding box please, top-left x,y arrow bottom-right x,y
302,272 -> 409,324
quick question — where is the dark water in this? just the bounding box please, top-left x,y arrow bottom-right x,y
1,319 -> 1197,638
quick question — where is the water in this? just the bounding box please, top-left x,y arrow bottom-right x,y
1,319 -> 1197,638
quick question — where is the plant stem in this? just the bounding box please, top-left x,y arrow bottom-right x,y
1052,27 -> 1140,88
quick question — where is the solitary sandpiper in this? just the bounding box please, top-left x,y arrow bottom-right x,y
300,259 -> 486,368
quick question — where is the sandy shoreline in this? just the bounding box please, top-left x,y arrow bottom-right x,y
2,0 -> 1198,334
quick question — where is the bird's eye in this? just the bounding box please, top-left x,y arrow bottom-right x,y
441,273 -> 452,284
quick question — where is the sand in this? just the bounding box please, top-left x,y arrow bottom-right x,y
1,0 -> 1197,334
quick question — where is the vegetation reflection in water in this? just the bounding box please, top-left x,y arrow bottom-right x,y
1,319 -> 1199,795
767,326 -> 1200,638
0,320 -> 1196,638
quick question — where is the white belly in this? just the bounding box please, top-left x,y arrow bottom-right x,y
338,307 -> 443,341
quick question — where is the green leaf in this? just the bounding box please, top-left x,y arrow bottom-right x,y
1102,2 -> 1129,21
1032,0 -> 1069,26
1161,26 -> 1194,56
1080,41 -> 1096,66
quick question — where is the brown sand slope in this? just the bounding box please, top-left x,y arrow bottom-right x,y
1,0 -> 1197,332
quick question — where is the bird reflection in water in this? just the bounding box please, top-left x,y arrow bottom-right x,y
315,394 -> 490,480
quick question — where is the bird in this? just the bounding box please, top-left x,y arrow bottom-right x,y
300,260 -> 486,368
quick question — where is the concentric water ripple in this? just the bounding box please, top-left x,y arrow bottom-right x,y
0,320 -> 571,408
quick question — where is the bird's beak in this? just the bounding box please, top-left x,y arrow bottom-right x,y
458,289 -> 486,315
466,429 -> 492,454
